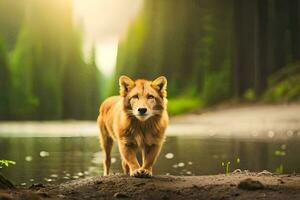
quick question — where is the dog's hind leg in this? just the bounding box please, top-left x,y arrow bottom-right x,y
99,122 -> 113,176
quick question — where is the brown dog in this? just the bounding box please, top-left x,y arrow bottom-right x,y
97,75 -> 168,178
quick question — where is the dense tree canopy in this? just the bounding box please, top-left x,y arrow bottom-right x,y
114,0 -> 300,111
0,0 -> 299,119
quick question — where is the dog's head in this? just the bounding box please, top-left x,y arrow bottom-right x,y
119,75 -> 167,121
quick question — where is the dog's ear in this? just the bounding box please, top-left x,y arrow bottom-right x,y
151,76 -> 167,97
119,75 -> 135,97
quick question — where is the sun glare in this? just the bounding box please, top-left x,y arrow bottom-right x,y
96,38 -> 119,76
73,0 -> 143,76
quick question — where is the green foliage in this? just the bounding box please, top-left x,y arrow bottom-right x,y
1,0 -> 300,119
114,0 -> 300,113
168,97 -> 201,116
115,0 -> 233,109
0,38 -> 11,119
243,89 -> 256,101
0,160 -> 16,168
264,63 -> 300,102
202,69 -> 231,106
264,75 -> 300,102
0,0 -> 102,120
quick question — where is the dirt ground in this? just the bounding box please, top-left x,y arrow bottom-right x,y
1,172 -> 299,200
1,104 -> 300,199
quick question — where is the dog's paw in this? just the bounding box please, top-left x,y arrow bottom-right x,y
131,168 -> 152,178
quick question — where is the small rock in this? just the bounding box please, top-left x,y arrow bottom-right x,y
232,169 -> 242,174
178,162 -> 185,167
36,192 -> 50,198
165,153 -> 174,159
278,179 -> 285,184
29,183 -> 45,189
233,192 -> 240,197
258,170 -> 273,176
192,184 -> 203,190
134,182 -> 146,187
238,178 -> 264,190
95,180 -> 103,185
57,194 -> 66,199
39,151 -> 50,157
175,190 -> 181,195
113,192 -> 129,198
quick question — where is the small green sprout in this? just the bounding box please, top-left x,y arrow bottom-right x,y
0,160 -> 16,168
221,161 -> 231,174
276,164 -> 284,174
274,144 -> 287,174
236,158 -> 240,164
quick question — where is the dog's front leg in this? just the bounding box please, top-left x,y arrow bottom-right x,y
138,144 -> 162,178
118,141 -> 140,176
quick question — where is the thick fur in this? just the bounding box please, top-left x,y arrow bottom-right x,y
97,76 -> 169,178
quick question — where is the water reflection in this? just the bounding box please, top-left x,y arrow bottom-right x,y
0,136 -> 299,185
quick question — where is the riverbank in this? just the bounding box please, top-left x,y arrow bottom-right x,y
1,172 -> 299,200
0,103 -> 299,139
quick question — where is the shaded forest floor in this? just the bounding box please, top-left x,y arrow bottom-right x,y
1,172 -> 300,200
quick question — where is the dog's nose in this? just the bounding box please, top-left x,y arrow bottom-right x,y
138,108 -> 147,115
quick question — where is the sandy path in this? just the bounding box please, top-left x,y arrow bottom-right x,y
169,103 -> 300,138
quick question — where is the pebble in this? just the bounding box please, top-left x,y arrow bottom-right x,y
178,162 -> 185,167
278,178 -> 285,184
165,153 -> 174,159
29,183 -> 45,189
25,156 -> 33,162
95,180 -> 103,185
57,194 -> 66,199
36,192 -> 50,198
39,151 -> 50,157
258,170 -> 273,176
232,169 -> 242,174
134,182 -> 146,187
113,192 -> 129,198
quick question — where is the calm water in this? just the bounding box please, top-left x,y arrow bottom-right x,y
0,136 -> 299,185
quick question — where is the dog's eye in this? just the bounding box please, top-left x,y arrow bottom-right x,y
132,95 -> 139,99
147,95 -> 154,99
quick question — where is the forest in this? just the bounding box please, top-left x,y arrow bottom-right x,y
0,0 -> 300,120
0,0 -> 101,120
115,0 -> 300,114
